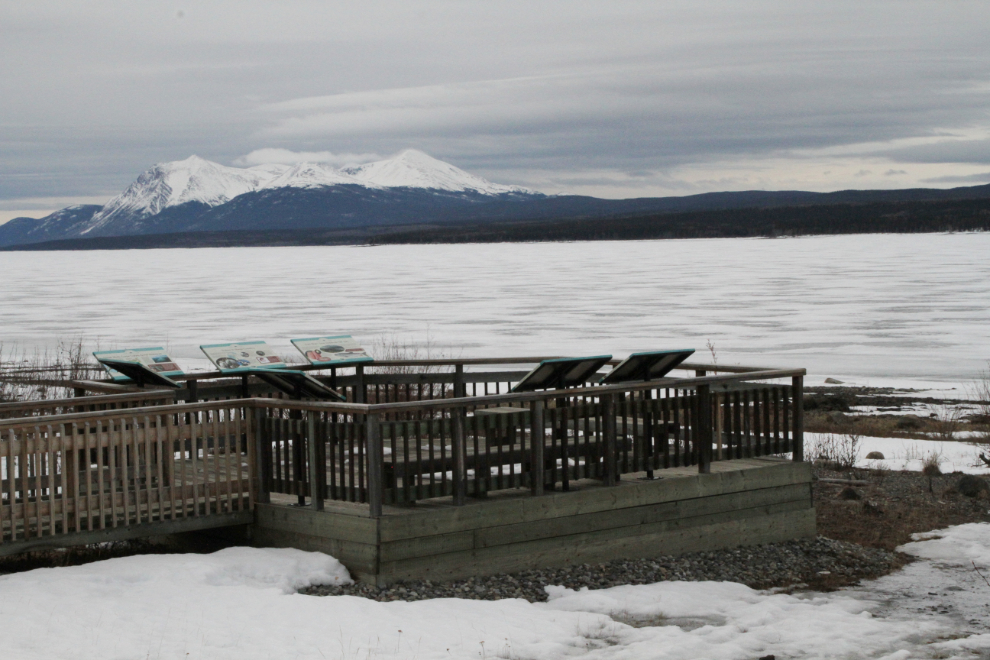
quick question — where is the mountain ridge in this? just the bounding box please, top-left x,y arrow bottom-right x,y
3,150 -> 990,248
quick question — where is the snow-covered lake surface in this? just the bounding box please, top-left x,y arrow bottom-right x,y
1,233 -> 988,390
2,524 -> 989,659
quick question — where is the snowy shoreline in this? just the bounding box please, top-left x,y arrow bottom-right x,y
1,524 -> 988,659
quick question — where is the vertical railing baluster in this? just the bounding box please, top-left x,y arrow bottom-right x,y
697,385 -> 712,474
531,399 -> 545,496
452,407 -> 466,505
792,375 -> 804,462
366,413 -> 383,518
603,394 -> 617,486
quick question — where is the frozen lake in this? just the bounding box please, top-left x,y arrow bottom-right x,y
1,233 -> 988,389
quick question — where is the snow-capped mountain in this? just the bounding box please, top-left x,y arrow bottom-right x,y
82,156 -> 291,235
0,150 -> 542,246
342,149 -> 529,194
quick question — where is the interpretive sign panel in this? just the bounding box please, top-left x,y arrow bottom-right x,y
601,349 -> 696,384
511,355 -> 612,392
200,341 -> 285,372
93,347 -> 183,383
291,335 -> 373,366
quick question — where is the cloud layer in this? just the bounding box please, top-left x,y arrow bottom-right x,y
2,1 -> 990,210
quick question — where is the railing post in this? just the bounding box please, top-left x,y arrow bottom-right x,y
354,364 -> 366,403
253,407 -> 270,504
791,375 -> 804,462
454,363 -> 465,399
530,399 -> 545,496
452,407 -> 467,505
697,384 -> 712,474
307,411 -> 324,510
366,412 -> 383,518
602,393 -> 617,486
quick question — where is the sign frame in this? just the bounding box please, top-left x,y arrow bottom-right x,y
93,347 -> 183,383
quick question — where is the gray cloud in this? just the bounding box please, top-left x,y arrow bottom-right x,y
921,172 -> 990,184
876,139 -> 990,165
3,1 -> 990,204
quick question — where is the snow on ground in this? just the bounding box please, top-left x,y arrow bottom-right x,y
1,233 -> 988,389
4,527 -> 990,659
840,523 -> 990,658
809,433 -> 990,474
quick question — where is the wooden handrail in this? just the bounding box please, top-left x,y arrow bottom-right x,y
254,368 -> 806,415
0,390 -> 175,414
64,356 -> 784,391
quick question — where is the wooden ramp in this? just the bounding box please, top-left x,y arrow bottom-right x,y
1,401 -> 255,556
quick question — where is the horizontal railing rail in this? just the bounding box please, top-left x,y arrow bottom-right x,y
65,356 -> 781,396
0,391 -> 177,421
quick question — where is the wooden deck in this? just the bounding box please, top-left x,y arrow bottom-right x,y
1,358 -> 810,577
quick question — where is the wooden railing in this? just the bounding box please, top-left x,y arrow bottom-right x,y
0,400 -> 253,551
0,364 -> 805,552
251,369 -> 805,516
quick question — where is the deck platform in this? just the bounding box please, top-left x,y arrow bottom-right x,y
253,457 -> 814,585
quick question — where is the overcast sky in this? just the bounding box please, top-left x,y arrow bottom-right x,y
2,1 -> 990,222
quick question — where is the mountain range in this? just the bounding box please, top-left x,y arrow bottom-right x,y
3,150 -> 990,249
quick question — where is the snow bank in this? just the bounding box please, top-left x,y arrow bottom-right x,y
0,548 -> 600,660
900,523 -> 990,568
0,543 -> 968,660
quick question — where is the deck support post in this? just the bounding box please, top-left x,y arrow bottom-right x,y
697,384 -> 712,474
253,408 -> 270,504
791,375 -> 804,462
452,407 -> 467,505
307,412 -> 324,510
366,413 -> 383,518
603,394 -> 617,486
530,399 -> 545,496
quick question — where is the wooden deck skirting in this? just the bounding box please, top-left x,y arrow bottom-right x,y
253,458 -> 814,585
0,360 -> 809,572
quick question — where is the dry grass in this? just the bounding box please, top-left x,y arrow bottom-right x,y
0,339 -> 104,403
807,433 -> 861,469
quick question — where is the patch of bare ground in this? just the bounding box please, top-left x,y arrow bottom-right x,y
813,465 -> 990,553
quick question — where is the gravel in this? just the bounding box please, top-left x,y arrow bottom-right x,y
302,536 -> 899,602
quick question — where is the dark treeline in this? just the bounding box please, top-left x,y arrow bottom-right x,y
3,197 -> 989,251
371,198 -> 990,244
